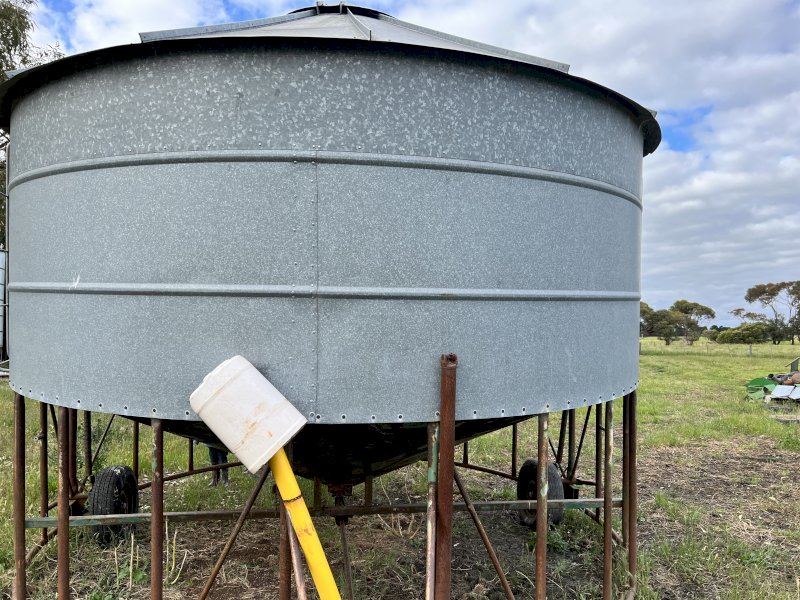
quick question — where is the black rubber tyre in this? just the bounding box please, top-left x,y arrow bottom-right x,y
88,465 -> 139,544
516,459 -> 565,526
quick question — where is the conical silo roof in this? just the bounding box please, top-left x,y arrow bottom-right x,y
139,3 -> 570,73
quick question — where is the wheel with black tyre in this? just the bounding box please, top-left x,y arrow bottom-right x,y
88,465 -> 139,544
516,459 -> 565,526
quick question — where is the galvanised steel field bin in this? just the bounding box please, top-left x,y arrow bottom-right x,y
1,4 -> 658,485
3,5 -> 661,598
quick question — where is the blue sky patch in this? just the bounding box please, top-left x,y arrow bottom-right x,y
659,105 -> 713,152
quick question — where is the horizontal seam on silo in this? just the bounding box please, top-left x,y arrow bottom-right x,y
7,282 -> 640,301
7,150 -> 642,209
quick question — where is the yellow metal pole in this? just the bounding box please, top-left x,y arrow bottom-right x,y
269,448 -> 342,600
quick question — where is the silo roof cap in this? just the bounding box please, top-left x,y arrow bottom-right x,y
139,3 -> 571,74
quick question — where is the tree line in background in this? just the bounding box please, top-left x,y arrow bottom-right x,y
1,0 -> 61,246
642,281 -> 800,345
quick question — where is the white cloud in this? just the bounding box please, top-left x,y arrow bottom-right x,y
38,0 -> 231,52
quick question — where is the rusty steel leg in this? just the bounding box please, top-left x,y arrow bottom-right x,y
425,422 -> 439,600
333,493 -> 355,600
364,475 -> 373,508
313,478 -> 322,512
278,504 -> 292,600
288,525 -> 308,600
13,394 -> 27,600
435,353 -> 458,600
595,401 -> 603,522
25,531 -> 57,566
132,420 -> 140,480
622,395 -> 630,548
603,401 -> 613,600
40,402 -> 49,546
66,409 -> 73,496
511,423 -> 518,479
535,413 -> 548,600
567,409 -> 576,483
69,409 -> 79,496
78,415 -> 116,493
568,407 -> 591,482
628,391 -> 638,593
555,414 -> 567,467
57,405 -> 70,600
462,441 -> 469,465
199,465 -> 271,600
151,419 -> 164,600
50,403 -> 58,438
83,411 -> 92,486
454,470 -> 515,600
337,515 -> 355,600
188,438 -> 194,473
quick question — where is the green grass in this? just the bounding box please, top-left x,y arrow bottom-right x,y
653,491 -> 703,526
634,340 -> 800,599
639,336 -> 800,359
637,345 -> 800,451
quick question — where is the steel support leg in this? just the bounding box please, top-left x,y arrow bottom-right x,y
57,406 -> 70,600
40,402 -> 49,546
13,393 -> 26,600
628,391 -> 638,592
454,470 -> 515,600
199,465 -> 271,600
337,513 -> 355,600
69,408 -> 79,496
364,475 -> 373,508
535,413 -> 548,600
603,401 -> 613,600
279,504 -> 292,600
595,401 -> 603,522
567,407 -> 591,482
435,353 -> 458,600
83,411 -> 92,486
567,409 -> 576,483
151,419 -> 164,600
425,422 -> 439,600
511,423 -> 518,479
555,415 -> 567,467
132,421 -> 139,480
188,437 -> 194,473
288,524 -> 308,600
50,404 -> 58,439
622,396 -> 629,548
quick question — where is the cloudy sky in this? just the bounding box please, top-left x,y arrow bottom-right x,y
26,0 -> 800,326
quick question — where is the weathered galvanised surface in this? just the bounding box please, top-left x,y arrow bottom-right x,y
1,6 -> 659,437
6,8 -> 656,600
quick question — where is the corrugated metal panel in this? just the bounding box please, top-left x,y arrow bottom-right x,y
772,385 -> 795,398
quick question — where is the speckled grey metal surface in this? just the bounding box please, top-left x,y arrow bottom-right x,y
4,32 -> 658,422
0,251 -> 5,356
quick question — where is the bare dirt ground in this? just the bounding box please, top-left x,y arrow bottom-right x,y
170,489 -> 607,600
169,435 -> 800,600
9,433 -> 800,599
636,436 -> 800,599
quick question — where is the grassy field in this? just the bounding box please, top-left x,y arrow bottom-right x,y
1,340 -> 799,599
